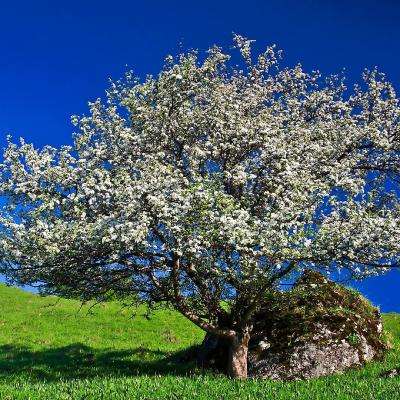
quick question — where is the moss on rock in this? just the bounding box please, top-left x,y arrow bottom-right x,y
199,270 -> 389,380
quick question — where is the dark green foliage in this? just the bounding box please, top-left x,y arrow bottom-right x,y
251,271 -> 388,356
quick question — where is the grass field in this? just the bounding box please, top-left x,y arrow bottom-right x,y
0,284 -> 399,399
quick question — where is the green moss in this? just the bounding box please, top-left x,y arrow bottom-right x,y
251,271 -> 388,356
347,333 -> 361,347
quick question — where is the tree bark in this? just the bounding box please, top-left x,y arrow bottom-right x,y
227,330 -> 251,379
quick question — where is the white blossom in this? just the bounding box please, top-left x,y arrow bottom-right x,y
0,36 -> 399,350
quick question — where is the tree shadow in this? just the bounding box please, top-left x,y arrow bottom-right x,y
0,343 -> 200,382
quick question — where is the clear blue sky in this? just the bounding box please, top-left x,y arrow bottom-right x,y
0,0 -> 399,311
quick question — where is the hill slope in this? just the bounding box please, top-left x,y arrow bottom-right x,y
0,284 -> 399,399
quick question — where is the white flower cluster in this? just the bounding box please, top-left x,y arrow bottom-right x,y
0,35 -> 399,329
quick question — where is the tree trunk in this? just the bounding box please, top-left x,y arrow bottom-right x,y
228,330 -> 250,379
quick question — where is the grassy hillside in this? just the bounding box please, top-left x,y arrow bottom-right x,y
0,284 -> 399,399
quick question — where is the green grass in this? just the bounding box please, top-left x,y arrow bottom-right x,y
0,284 -> 399,399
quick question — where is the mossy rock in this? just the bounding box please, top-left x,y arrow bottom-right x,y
199,270 -> 389,380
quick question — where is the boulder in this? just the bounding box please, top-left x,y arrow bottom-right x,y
198,270 -> 389,380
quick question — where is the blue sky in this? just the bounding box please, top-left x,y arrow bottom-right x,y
0,0 -> 399,311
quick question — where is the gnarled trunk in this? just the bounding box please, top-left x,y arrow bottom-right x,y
228,330 -> 251,379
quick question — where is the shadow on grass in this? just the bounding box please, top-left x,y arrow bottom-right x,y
0,343 -> 200,382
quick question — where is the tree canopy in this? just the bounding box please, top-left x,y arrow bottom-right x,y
1,36 -> 400,377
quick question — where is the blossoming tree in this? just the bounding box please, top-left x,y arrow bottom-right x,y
1,36 -> 400,378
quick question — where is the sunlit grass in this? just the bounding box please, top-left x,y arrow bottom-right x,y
0,284 -> 399,399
